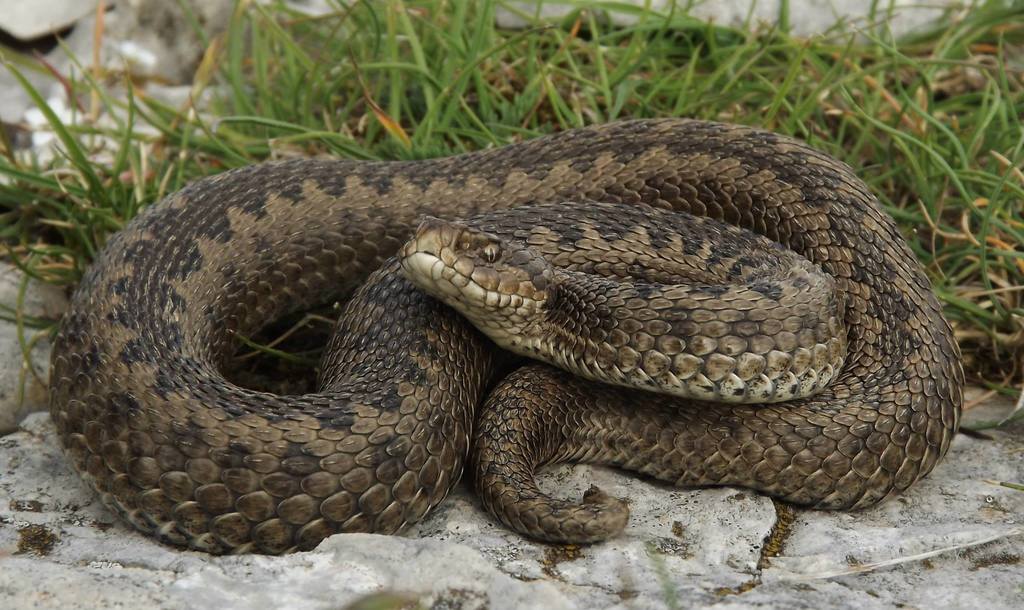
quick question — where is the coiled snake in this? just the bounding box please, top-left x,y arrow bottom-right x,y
49,119 -> 963,553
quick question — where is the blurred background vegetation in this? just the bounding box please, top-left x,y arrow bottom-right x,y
0,0 -> 1021,413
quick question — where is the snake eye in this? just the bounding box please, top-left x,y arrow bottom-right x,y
482,243 -> 501,263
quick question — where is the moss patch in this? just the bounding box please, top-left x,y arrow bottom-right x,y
16,523 -> 58,556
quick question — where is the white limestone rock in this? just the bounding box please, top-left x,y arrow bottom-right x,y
0,1 -> 234,125
102,0 -> 235,83
0,0 -> 100,41
2,402 -> 1021,609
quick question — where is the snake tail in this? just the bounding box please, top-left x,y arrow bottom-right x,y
475,363 -> 940,543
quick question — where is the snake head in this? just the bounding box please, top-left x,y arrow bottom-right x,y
400,216 -> 553,346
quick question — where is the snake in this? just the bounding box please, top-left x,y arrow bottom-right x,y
48,119 -> 964,553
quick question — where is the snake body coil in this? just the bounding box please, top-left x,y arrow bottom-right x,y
49,120 -> 963,553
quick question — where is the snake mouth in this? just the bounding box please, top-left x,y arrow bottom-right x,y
401,250 -> 474,301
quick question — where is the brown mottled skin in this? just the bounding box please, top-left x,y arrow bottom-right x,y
49,120 -> 963,552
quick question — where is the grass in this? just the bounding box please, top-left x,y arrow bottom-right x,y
0,0 -> 1022,418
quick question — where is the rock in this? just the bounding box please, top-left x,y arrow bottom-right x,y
0,13 -> 94,124
755,434 -> 1024,608
1,403 -> 1021,609
496,0 -> 957,38
103,0 -> 235,83
0,1 -> 99,41
0,0 -> 234,125
0,264 -> 67,433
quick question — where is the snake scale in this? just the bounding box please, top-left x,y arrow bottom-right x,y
49,119 -> 963,553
